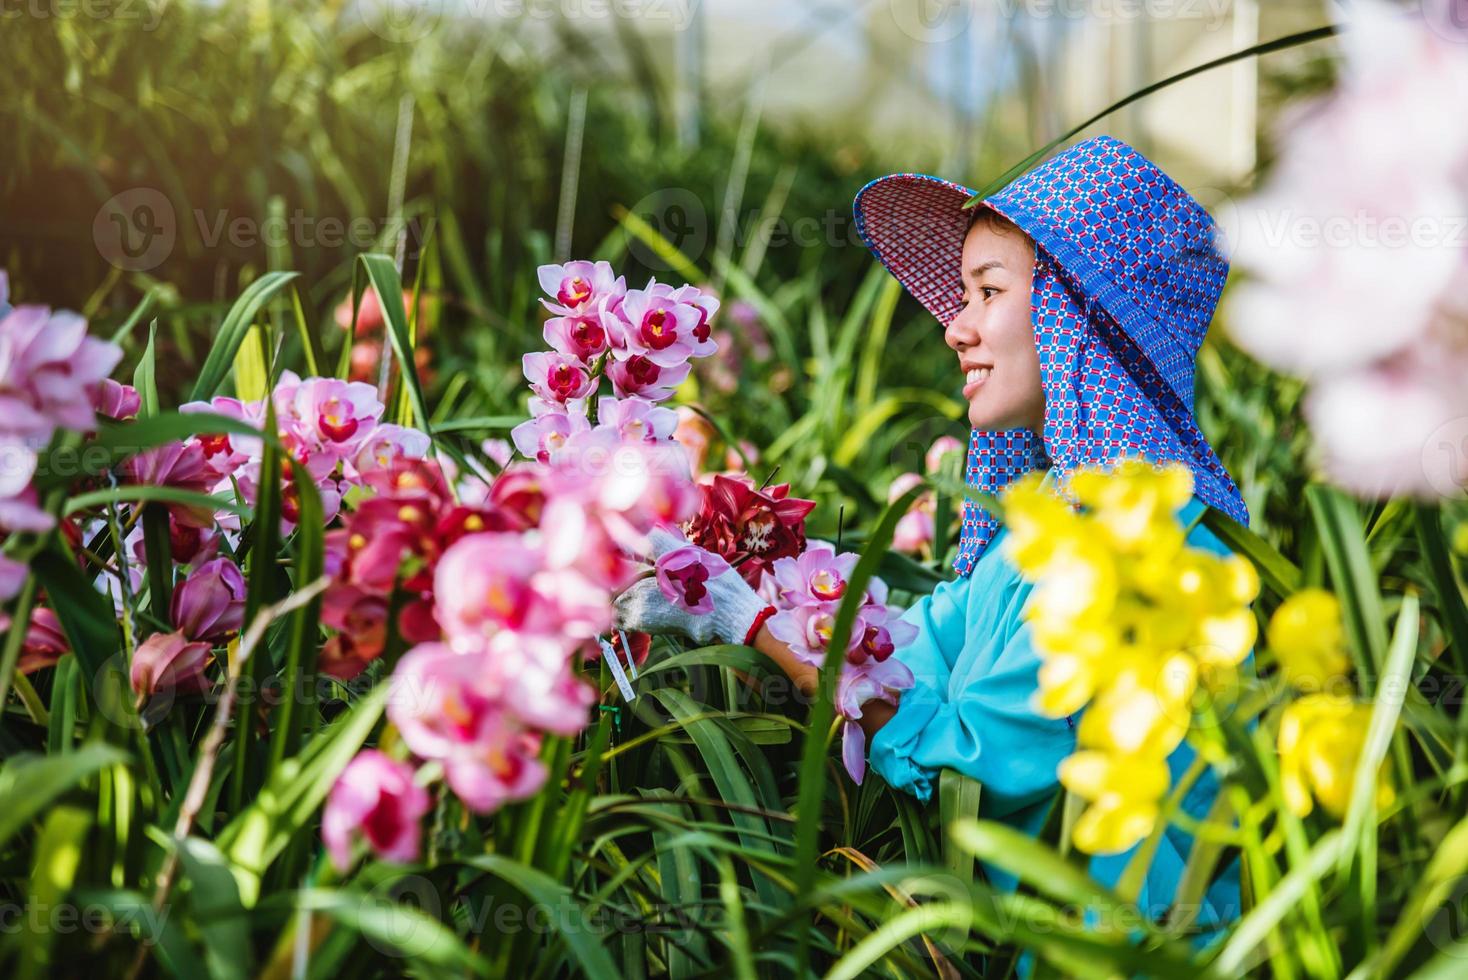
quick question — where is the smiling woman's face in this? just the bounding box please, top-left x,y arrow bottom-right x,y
945,211 -> 1044,431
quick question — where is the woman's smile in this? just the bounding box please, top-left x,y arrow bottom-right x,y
962,362 -> 993,398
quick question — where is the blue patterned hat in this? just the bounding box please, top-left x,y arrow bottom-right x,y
852,135 -> 1249,575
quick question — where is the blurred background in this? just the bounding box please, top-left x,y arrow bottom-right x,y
0,0 -> 1350,546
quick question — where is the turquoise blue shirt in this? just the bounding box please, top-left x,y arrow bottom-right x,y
868,497 -> 1245,946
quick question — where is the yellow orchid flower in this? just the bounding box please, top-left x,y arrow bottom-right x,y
1267,589 -> 1352,692
1277,694 -> 1394,819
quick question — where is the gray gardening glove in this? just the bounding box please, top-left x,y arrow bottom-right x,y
613,527 -> 775,647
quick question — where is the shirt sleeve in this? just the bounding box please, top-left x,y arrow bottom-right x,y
868,578 -> 1075,809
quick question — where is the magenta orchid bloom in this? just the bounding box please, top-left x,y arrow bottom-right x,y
766,602 -> 839,667
614,287 -> 704,367
323,750 -> 430,871
289,376 -> 382,453
523,350 -> 596,404
768,543 -> 860,607
596,395 -> 678,445
537,260 -> 625,317
130,631 -> 213,706
91,379 -> 141,421
510,402 -> 592,463
650,282 -> 720,358
655,544 -> 733,615
544,313 -> 611,362
605,353 -> 690,402
179,396 -> 263,477
170,558 -> 247,642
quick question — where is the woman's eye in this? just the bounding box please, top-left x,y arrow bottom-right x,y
980,286 -> 998,301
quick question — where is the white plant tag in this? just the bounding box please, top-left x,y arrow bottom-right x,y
599,636 -> 637,703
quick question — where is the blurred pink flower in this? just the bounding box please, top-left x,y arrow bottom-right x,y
537,261 -> 625,318
347,423 -> 433,480
0,607 -> 72,674
655,544 -> 732,615
0,304 -> 123,436
170,558 -> 246,642
0,554 -> 26,602
432,532 -> 611,651
673,407 -> 715,476
1220,1 -> 1468,497
130,630 -> 212,705
323,750 -> 430,871
892,509 -> 936,555
523,351 -> 595,404
925,435 -> 965,475
388,643 -> 563,813
606,354 -> 690,402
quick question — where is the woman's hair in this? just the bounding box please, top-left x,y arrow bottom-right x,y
967,205 -> 1035,256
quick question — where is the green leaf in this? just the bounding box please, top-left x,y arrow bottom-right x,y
133,319 -> 160,418
19,806 -> 92,980
148,832 -> 252,980
189,271 -> 300,401
791,479 -> 926,974
462,855 -> 621,978
1308,486 -> 1389,688
219,682 -> 389,905
293,886 -> 487,975
354,255 -> 433,441
939,771 -> 984,884
1214,830 -> 1347,975
269,461 -> 326,769
0,745 -> 127,849
28,538 -> 124,692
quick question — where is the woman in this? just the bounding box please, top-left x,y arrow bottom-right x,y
616,135 -> 1251,948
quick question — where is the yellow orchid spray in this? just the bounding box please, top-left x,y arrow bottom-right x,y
1001,460 -> 1260,854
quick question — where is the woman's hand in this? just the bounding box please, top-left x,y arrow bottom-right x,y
613,528 -> 774,648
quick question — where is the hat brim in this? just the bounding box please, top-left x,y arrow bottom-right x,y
852,173 -> 979,329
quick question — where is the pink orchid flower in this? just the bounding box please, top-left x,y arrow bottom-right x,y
323,750 -> 430,871
836,658 -> 916,784
606,354 -> 690,402
170,558 -> 247,642
655,544 -> 733,615
596,395 -> 678,445
523,351 -> 596,404
433,532 -> 612,651
388,644 -> 558,813
289,376 -> 383,453
650,281 -> 720,357
537,260 -> 626,317
511,403 -> 592,463
766,603 -> 839,667
768,543 -> 860,608
346,423 -> 433,480
179,396 -> 263,477
544,313 -> 611,362
130,630 -> 213,705
614,287 -> 704,366
0,304 -> 123,436
91,379 -> 141,421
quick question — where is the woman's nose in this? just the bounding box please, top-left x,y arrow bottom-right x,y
946,305 -> 980,352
